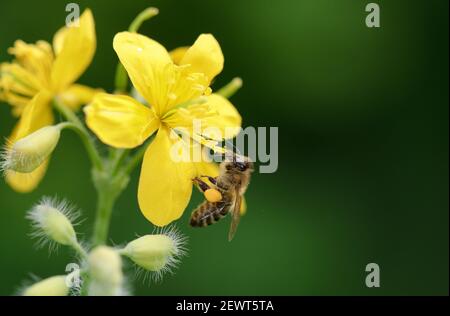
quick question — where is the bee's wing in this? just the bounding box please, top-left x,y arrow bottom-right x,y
228,187 -> 242,241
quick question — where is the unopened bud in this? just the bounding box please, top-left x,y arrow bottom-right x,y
27,197 -> 78,247
22,275 -> 69,296
2,125 -> 61,173
88,246 -> 124,296
120,229 -> 187,280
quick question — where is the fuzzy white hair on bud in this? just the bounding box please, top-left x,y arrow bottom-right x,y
0,125 -> 61,174
26,196 -> 81,252
121,225 -> 188,283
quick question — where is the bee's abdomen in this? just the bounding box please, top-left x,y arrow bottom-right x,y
190,200 -> 230,227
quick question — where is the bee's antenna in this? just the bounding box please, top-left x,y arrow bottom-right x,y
202,137 -> 244,163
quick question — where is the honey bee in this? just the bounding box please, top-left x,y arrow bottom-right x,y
190,153 -> 253,241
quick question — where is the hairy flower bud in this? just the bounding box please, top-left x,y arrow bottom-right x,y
120,228 -> 187,280
22,275 -> 69,296
88,246 -> 124,296
27,197 -> 79,248
1,125 -> 61,173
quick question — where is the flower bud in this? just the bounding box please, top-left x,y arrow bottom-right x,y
2,125 -> 61,173
22,275 -> 69,296
120,229 -> 187,279
88,246 -> 124,296
27,197 -> 78,247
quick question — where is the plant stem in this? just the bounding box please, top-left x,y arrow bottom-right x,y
71,240 -> 88,258
91,162 -> 130,246
217,77 -> 243,99
53,100 -> 103,170
122,137 -> 153,175
92,187 -> 117,246
52,99 -> 122,246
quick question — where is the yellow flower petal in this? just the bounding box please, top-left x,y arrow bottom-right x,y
195,161 -> 219,178
202,93 -> 241,140
169,46 -> 189,65
12,91 -> 53,141
113,32 -> 172,115
5,159 -> 49,193
57,84 -> 102,111
138,126 -> 195,226
1,39 -> 53,96
51,9 -> 96,92
1,39 -> 59,118
84,93 -> 159,149
180,34 -> 224,83
5,91 -> 53,192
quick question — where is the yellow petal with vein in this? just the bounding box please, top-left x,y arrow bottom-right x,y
202,93 -> 241,140
5,91 -> 53,192
113,32 -> 172,115
180,34 -> 224,83
57,84 -> 102,111
12,91 -> 53,141
169,46 -> 189,65
5,160 -> 49,193
51,9 -> 96,92
138,126 -> 195,226
84,93 -> 159,149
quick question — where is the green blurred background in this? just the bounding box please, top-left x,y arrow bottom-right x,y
0,0 -> 448,295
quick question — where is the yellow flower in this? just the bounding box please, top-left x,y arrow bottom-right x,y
0,9 -> 97,192
85,32 -> 241,226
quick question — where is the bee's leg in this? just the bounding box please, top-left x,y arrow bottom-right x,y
192,177 -> 211,192
199,175 -> 217,185
193,177 -> 223,203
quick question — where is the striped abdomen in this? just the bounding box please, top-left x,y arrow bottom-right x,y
190,199 -> 232,227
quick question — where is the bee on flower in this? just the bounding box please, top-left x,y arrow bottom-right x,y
84,31 -> 243,226
2,6 -> 251,296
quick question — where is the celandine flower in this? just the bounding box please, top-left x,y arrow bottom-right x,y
0,9 -> 97,192
85,32 -> 241,226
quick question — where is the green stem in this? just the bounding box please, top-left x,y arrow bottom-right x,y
217,77 -> 243,99
128,7 -> 159,32
70,240 -> 88,258
114,7 -> 159,93
111,148 -> 130,175
122,137 -> 153,175
92,188 -> 117,246
53,100 -> 103,170
53,100 -> 126,246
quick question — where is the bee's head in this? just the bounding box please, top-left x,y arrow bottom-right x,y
223,151 -> 254,172
233,161 -> 250,172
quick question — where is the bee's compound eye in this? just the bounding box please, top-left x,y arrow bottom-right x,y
204,189 -> 222,203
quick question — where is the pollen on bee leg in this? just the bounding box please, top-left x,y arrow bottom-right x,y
204,188 -> 222,203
